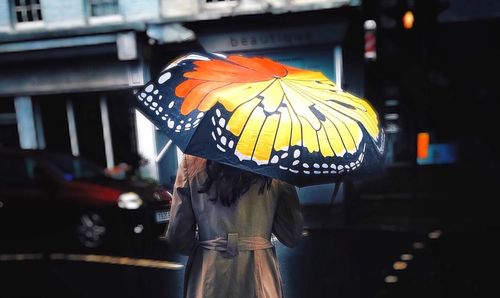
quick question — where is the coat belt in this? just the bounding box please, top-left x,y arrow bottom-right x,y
198,233 -> 273,257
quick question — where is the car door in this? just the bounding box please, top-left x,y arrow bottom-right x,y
0,153 -> 51,251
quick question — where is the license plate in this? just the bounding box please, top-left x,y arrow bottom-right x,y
155,210 -> 170,223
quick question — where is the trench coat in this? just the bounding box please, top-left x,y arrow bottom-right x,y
165,154 -> 304,298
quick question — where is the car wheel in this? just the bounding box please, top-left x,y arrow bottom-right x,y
76,212 -> 107,249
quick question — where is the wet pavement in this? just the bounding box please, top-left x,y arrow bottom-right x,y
1,242 -> 187,298
2,222 -> 498,298
3,162 -> 500,298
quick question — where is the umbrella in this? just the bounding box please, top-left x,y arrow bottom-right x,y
134,51 -> 385,187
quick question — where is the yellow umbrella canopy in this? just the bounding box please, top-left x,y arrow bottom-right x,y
136,51 -> 385,187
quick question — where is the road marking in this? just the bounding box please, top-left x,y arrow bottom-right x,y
49,253 -> 184,270
0,253 -> 184,270
0,253 -> 44,261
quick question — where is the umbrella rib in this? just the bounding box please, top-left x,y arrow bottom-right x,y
228,79 -> 280,159
257,110 -> 283,165
283,94 -> 293,152
284,78 -> 332,83
270,111 -> 282,156
266,96 -> 285,158
183,81 -> 232,111
287,85 -> 346,156
225,79 -> 278,113
288,80 -> 377,137
311,100 -> 359,152
282,95 -> 304,148
284,80 -> 359,151
322,125 -> 337,158
249,111 -> 267,162
324,116 -> 349,156
193,56 -> 265,77
244,80 -> 284,161
223,56 -> 289,77
231,99 -> 272,161
283,81 -> 356,153
280,81 -> 321,133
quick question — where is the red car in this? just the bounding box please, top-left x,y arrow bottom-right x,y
0,148 -> 172,255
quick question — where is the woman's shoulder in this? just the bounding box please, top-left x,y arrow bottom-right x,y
182,154 -> 207,178
183,154 -> 206,163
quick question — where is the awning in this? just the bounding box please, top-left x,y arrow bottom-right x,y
0,30 -> 147,96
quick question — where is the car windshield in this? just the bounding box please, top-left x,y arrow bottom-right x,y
43,153 -> 109,181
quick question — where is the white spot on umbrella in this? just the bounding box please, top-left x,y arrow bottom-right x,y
167,119 -> 174,129
158,72 -> 172,84
219,118 -> 226,127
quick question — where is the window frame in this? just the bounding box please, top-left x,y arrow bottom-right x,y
201,0 -> 239,10
86,0 -> 123,25
10,0 -> 45,30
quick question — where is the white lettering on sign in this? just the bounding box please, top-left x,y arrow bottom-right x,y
228,31 -> 313,48
198,24 -> 347,52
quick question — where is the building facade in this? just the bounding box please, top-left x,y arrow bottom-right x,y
0,0 -> 363,190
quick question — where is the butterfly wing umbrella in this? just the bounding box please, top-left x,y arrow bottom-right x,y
135,51 -> 385,187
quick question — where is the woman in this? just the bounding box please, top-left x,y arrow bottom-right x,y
165,154 -> 304,298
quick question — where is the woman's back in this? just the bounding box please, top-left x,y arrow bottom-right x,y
166,154 -> 303,298
189,157 -> 279,242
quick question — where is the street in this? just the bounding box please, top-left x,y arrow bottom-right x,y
3,223 -> 497,298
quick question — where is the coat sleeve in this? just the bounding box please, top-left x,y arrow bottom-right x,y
272,182 -> 304,248
165,156 -> 197,255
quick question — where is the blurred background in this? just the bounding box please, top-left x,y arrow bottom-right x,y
1,0 -> 499,297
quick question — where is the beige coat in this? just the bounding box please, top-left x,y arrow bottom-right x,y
166,154 -> 304,298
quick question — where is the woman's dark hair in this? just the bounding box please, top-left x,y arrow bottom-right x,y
198,160 -> 272,207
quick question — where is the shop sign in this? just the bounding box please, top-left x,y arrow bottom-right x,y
198,23 -> 346,52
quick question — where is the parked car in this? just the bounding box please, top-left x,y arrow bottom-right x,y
0,148 -> 172,255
